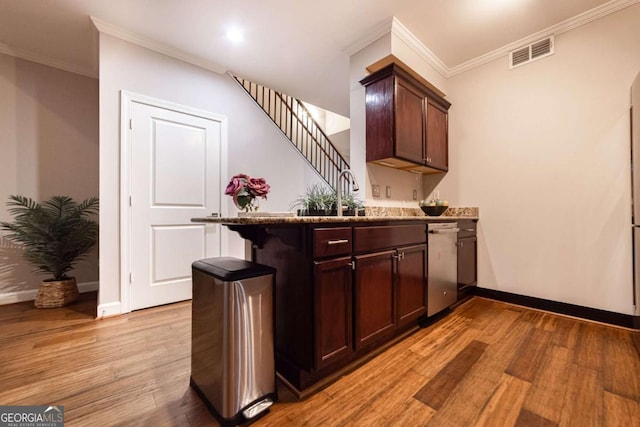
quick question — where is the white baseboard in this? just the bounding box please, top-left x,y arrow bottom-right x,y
0,281 -> 99,306
97,301 -> 122,318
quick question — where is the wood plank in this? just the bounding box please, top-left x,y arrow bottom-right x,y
424,376 -> 500,426
558,364 -> 604,427
514,408 -> 558,427
522,345 -> 572,423
384,397 -> 436,426
474,374 -> 531,427
573,322 -> 605,370
423,313 -> 532,426
549,315 -> 580,349
1,295 -> 638,426
414,340 -> 488,410
505,327 -> 552,382
603,391 -> 640,426
602,328 -> 640,401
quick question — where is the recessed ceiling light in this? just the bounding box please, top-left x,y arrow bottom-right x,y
226,27 -> 244,44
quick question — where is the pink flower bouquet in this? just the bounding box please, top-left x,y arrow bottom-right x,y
224,174 -> 270,212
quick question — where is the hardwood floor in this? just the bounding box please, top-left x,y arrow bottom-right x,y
0,293 -> 638,426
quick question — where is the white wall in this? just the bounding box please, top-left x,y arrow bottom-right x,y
0,53 -> 99,302
440,5 -> 640,314
98,34 -> 323,312
350,34 -> 392,202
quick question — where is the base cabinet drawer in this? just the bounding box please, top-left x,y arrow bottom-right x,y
353,224 -> 426,252
314,227 -> 352,258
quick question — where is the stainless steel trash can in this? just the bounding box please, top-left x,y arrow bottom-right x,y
190,257 -> 276,426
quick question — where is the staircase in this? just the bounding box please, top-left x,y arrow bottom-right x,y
231,74 -> 349,193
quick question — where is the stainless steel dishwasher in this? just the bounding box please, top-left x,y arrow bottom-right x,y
427,222 -> 459,316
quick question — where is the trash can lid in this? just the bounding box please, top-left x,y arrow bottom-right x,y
192,257 -> 275,281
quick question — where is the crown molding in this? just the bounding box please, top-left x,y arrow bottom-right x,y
349,0 -> 640,79
344,17 -> 394,56
90,17 -> 227,75
2,1 -> 636,83
0,42 -> 97,78
552,0 -> 640,35
389,17 -> 449,77
448,0 -> 640,77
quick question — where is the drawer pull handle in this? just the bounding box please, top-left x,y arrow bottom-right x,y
463,229 -> 475,232
327,239 -> 349,245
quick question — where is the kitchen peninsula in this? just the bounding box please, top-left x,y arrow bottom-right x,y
192,208 -> 478,398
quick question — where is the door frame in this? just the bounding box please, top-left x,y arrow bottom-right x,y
120,91 -> 228,313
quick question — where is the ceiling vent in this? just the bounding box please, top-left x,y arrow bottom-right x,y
509,36 -> 554,69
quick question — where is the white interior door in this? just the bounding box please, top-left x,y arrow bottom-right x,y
128,100 -> 222,310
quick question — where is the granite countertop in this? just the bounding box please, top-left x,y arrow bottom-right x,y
191,207 -> 479,225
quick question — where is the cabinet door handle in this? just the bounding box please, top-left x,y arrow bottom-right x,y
348,261 -> 355,270
327,239 -> 349,245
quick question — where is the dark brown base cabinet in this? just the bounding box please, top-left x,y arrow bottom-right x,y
397,244 -> 429,326
252,222 -> 427,396
314,257 -> 353,369
354,251 -> 396,349
457,220 -> 478,301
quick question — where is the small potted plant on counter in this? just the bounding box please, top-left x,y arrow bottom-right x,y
291,183 -> 336,216
1,195 -> 98,308
291,184 -> 365,216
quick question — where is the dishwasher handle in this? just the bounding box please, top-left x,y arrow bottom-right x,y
428,228 -> 460,234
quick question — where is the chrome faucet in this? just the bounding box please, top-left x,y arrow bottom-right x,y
336,170 -> 360,217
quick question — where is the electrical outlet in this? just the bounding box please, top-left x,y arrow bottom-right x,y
412,189 -> 418,200
372,184 -> 380,197
386,186 -> 391,198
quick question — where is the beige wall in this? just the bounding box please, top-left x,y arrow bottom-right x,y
349,7 -> 639,315
0,53 -> 99,300
437,5 -> 640,314
98,34 -> 323,313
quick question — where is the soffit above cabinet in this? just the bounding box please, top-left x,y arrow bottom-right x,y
365,54 -> 447,99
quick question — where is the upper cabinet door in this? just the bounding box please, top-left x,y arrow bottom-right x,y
395,79 -> 424,164
425,100 -> 448,171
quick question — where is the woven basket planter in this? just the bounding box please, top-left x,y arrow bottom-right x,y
34,277 -> 79,308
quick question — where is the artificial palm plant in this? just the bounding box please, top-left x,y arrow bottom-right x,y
1,195 -> 98,307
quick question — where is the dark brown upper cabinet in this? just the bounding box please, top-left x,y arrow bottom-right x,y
360,63 -> 451,173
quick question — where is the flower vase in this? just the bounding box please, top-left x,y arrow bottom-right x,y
246,198 -> 259,212
236,198 -> 259,216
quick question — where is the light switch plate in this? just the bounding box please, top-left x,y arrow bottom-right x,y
386,186 -> 391,198
372,184 -> 380,197
412,189 -> 418,200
